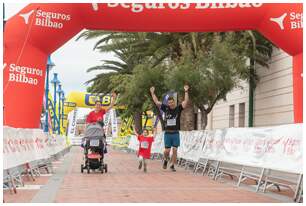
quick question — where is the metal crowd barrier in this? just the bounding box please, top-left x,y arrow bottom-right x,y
121,144 -> 302,202
3,145 -> 72,196
191,159 -> 303,202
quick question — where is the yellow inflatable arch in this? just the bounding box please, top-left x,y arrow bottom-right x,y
56,91 -> 153,136
61,91 -> 116,134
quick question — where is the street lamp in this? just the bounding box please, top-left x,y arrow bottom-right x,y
247,31 -> 256,127
44,55 -> 55,133
51,73 -> 60,132
60,91 -> 65,128
57,84 -> 64,134
3,3 -> 6,31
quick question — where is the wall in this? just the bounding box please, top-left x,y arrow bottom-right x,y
205,48 -> 293,129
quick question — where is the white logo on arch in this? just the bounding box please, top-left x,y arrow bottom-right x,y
19,10 -> 35,25
270,13 -> 287,30
92,3 -> 99,11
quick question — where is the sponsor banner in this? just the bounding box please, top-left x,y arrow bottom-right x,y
198,124 -> 303,173
67,108 -> 78,137
151,133 -> 164,154
178,130 -> 207,162
264,124 -> 303,173
127,135 -> 139,151
216,124 -> 303,173
103,111 -> 111,136
119,117 -> 134,137
200,129 -> 228,160
149,124 -> 302,174
110,109 -> 118,138
111,136 -> 131,148
3,127 -> 67,170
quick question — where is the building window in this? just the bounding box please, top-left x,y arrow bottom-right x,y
229,105 -> 235,127
239,103 -> 245,127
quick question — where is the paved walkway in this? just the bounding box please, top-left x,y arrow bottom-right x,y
5,146 -> 291,203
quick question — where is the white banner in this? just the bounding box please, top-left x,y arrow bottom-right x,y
110,109 -> 118,138
67,108 -> 78,137
103,110 -> 111,135
264,124 -> 303,173
151,132 -> 164,154
178,130 -> 207,162
127,135 -> 139,151
151,124 -> 302,174
219,124 -> 302,174
200,129 -> 227,160
3,127 -> 67,170
199,124 -> 303,174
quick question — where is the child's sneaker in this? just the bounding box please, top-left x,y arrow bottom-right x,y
143,162 -> 147,173
138,160 -> 142,170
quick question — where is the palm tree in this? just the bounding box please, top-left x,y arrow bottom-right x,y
78,31 -> 198,131
80,30 -> 274,131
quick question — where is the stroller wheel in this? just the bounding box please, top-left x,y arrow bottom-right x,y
104,164 -> 108,173
100,166 -> 104,173
87,165 -> 90,174
81,164 -> 84,173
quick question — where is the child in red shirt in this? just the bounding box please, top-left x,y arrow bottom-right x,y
134,128 -> 155,173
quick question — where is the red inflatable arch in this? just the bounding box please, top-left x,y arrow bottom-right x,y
3,3 -> 303,128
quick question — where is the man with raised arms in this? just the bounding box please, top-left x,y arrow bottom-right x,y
150,85 -> 189,172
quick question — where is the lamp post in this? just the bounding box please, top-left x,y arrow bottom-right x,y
44,56 -> 55,133
57,84 -> 64,134
60,92 -> 65,128
51,73 -> 60,132
247,31 -> 256,127
3,3 -> 6,31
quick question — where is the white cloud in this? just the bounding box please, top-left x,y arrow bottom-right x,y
51,32 -> 118,95
4,3 -> 28,20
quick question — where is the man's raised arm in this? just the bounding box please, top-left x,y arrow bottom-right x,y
181,85 -> 189,109
150,86 -> 162,107
106,92 -> 117,112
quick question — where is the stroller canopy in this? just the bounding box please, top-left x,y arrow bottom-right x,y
84,123 -> 105,139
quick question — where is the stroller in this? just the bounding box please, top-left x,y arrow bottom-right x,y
81,123 -> 108,174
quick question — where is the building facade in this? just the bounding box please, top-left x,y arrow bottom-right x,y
203,48 -> 294,129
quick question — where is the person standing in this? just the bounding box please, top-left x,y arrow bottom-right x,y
84,92 -> 117,153
150,85 -> 189,172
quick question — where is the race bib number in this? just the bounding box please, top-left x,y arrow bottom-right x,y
167,118 -> 176,126
140,141 -> 149,149
90,139 -> 99,147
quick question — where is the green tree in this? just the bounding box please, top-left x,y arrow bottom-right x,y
167,37 -> 248,129
80,30 -> 274,131
106,64 -> 167,133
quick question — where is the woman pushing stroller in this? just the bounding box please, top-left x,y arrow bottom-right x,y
84,92 -> 117,151
80,92 -> 117,173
